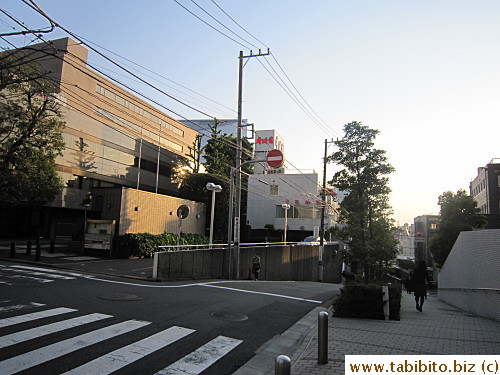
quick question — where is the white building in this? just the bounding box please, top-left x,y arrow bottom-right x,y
247,173 -> 337,233
253,129 -> 286,175
396,223 -> 415,259
247,129 -> 337,236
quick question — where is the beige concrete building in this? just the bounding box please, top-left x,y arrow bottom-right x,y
6,37 -> 205,239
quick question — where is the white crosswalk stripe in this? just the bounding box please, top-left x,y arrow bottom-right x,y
0,302 -> 242,375
0,265 -> 81,284
2,268 -> 76,280
156,335 -> 242,375
0,313 -> 112,349
0,319 -> 150,374
0,307 -> 77,328
61,326 -> 195,375
0,302 -> 45,313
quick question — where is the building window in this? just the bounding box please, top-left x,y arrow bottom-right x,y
498,175 -> 500,188
430,223 -> 437,230
96,84 -> 184,137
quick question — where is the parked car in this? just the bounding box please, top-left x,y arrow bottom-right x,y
297,236 -> 326,245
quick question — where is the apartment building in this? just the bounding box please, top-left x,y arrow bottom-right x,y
470,158 -> 500,228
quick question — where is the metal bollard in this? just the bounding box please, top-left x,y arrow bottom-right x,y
26,241 -> 32,255
9,242 -> 16,258
275,355 -> 291,375
49,240 -> 55,254
382,285 -> 390,321
318,311 -> 328,364
35,242 -> 41,261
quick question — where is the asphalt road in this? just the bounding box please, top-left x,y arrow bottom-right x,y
0,261 -> 339,375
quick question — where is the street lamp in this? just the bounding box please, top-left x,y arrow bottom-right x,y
281,204 -> 290,244
206,182 -> 222,248
82,192 -> 93,253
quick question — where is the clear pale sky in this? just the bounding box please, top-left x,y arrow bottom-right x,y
2,0 -> 499,225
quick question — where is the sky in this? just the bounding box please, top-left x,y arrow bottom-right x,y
2,0 -> 499,225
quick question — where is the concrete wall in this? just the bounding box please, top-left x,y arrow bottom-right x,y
438,229 -> 500,321
154,244 -> 342,283
90,187 -> 206,237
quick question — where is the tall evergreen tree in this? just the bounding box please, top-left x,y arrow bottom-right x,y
329,121 -> 397,280
430,189 -> 485,266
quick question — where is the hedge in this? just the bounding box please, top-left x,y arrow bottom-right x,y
332,282 -> 402,320
115,232 -> 209,258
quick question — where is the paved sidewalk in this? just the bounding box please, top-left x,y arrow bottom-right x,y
290,291 -> 500,374
0,239 -> 154,280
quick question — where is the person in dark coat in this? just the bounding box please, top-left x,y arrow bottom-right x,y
252,254 -> 261,280
413,261 -> 431,311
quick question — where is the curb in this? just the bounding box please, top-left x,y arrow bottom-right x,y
233,302 -> 334,375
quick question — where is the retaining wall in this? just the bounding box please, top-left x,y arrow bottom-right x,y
438,229 -> 500,322
153,244 -> 342,283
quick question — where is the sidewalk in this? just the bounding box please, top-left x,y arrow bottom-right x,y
0,239 -> 154,280
1,241 -> 499,375
290,291 -> 500,374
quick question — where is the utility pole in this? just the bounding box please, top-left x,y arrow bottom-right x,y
319,139 -> 335,281
231,48 -> 270,279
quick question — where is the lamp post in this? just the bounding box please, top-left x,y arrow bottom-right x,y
281,203 -> 290,243
206,182 -> 222,249
82,191 -> 93,253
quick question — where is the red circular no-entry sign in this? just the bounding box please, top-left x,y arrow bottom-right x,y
266,149 -> 284,168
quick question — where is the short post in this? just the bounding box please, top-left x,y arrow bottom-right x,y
382,285 -> 390,321
275,355 -> 291,375
9,242 -> 16,258
318,311 -> 328,364
26,241 -> 32,255
49,239 -> 55,254
35,240 -> 41,261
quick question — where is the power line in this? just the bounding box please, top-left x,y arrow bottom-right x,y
210,0 -> 268,49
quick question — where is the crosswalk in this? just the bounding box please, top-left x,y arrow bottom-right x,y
0,301 -> 242,375
0,265 -> 81,285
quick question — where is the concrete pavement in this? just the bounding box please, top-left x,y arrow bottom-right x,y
1,239 -> 499,374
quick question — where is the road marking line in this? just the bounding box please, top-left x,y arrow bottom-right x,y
10,265 -> 87,278
0,302 -> 46,313
200,284 -> 322,304
4,274 -> 54,283
71,278 -> 325,303
0,307 -> 77,328
0,319 -> 150,374
0,313 -> 112,349
61,326 -> 195,375
156,335 -> 242,375
2,268 -> 76,280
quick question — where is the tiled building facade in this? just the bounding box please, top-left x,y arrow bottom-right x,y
2,38 -> 205,239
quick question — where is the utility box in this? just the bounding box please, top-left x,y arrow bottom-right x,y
84,219 -> 116,256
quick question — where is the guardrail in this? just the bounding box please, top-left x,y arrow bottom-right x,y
157,242 -> 298,251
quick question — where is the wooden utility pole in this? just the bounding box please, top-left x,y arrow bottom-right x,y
230,48 -> 270,279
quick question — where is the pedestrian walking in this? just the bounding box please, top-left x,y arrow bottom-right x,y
413,260 -> 431,311
252,254 -> 261,280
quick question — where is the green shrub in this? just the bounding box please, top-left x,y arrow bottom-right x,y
332,282 -> 402,320
115,232 -> 208,258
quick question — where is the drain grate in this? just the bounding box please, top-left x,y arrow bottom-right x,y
210,311 -> 248,321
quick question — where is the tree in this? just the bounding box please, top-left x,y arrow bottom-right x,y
185,134 -> 203,174
328,121 -> 397,280
178,173 -> 230,241
430,189 -> 485,266
0,54 -> 65,207
203,120 -> 254,178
